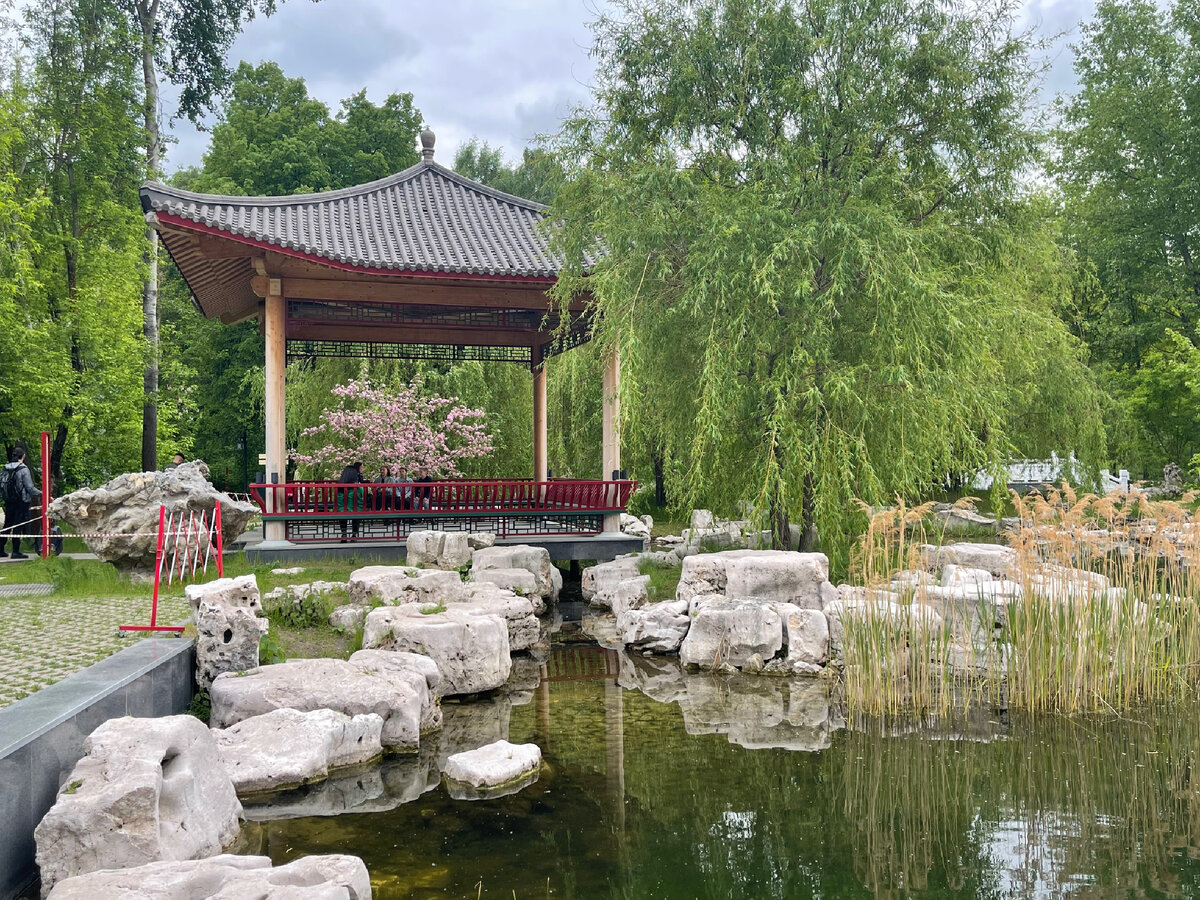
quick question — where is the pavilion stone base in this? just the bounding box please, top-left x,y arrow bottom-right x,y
244,533 -> 645,566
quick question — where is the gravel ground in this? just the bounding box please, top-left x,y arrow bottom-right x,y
0,591 -> 191,708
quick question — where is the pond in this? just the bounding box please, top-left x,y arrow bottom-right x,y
237,646 -> 1200,899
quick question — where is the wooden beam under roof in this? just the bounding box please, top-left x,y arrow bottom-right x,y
250,274 -> 585,313
285,320 -> 544,348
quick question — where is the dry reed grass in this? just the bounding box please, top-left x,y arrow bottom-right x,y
840,487 -> 1200,715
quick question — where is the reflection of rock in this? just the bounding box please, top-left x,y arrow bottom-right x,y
45,853 -> 371,900
437,695 -> 514,767
443,740 -> 541,799
210,652 -> 440,751
617,653 -> 842,752
35,715 -> 242,893
362,606 -> 511,696
212,708 -> 383,795
48,461 -> 255,575
240,751 -> 441,822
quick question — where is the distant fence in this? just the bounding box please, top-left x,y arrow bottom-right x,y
971,453 -> 1129,493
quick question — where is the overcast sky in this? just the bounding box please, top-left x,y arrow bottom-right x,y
163,0 -> 1098,176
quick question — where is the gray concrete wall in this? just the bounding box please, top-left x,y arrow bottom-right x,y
0,638 -> 195,900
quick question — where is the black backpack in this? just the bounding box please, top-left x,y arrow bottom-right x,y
0,466 -> 21,503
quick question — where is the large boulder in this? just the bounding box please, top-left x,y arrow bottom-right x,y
48,461 -> 255,574
773,604 -> 829,674
581,556 -> 643,609
454,583 -> 540,651
213,708 -> 384,794
188,575 -> 269,690
405,530 -> 475,570
45,854 -> 371,900
679,598 -> 783,668
209,652 -> 440,751
348,566 -> 464,606
679,550 -> 837,610
470,545 -> 558,607
618,598 -> 690,653
34,715 -> 242,893
824,596 -> 943,664
361,606 -> 511,696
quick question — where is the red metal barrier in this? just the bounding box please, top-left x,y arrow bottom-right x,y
39,431 -> 50,559
122,504 -> 224,634
248,478 -> 637,542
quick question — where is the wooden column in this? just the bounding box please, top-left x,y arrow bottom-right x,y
532,347 -> 548,482
263,279 -> 287,542
602,346 -> 621,532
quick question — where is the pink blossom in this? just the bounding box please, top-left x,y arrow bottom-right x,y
290,377 -> 494,479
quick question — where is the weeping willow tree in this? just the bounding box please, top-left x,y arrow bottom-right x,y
550,0 -> 1104,559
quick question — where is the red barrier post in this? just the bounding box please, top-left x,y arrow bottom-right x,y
121,504 -> 184,634
214,503 -> 224,577
40,431 -> 50,559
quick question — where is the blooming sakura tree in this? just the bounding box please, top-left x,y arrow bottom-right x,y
290,378 -> 494,479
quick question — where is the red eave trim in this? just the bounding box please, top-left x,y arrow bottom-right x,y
155,212 -> 560,285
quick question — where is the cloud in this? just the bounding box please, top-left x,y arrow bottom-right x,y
164,0 -> 1101,175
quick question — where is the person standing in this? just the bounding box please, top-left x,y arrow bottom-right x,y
337,461 -> 364,541
1,447 -> 43,559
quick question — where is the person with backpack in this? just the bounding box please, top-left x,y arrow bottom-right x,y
1,447 -> 43,559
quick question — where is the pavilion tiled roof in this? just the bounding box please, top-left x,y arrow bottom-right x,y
140,158 -> 571,279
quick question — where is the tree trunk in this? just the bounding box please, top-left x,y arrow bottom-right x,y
652,443 -> 666,507
798,471 -> 818,552
138,0 -> 160,472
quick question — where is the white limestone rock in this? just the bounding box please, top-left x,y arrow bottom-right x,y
467,532 -> 496,550
213,708 -> 384,795
679,598 -> 783,669
581,556 -> 643,608
209,653 -> 440,751
453,583 -> 540,651
920,542 -> 1018,578
443,740 -> 541,795
194,599 -> 270,690
468,567 -> 546,614
471,544 -> 556,601
618,598 -> 690,653
406,530 -> 472,570
610,574 -> 651,619
348,565 -> 464,606
34,715 -> 242,893
620,512 -> 651,540
269,566 -> 305,576
185,574 -> 261,612
723,551 -> 836,609
45,853 -> 372,900
329,604 -> 366,631
775,604 -> 829,674
361,606 -> 511,696
48,461 -> 255,576
824,598 -> 943,662
689,509 -> 715,531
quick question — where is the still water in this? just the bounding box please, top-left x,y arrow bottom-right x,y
238,647 -> 1200,899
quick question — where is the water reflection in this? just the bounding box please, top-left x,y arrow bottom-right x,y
240,647 -> 1200,899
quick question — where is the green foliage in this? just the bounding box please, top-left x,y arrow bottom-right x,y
550,0 -> 1103,562
186,689 -> 211,724
453,139 -> 565,206
637,557 -> 681,601
262,586 -> 343,629
1056,0 -> 1200,474
257,626 -> 287,665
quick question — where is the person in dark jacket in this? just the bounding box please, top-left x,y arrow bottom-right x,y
1,447 -> 43,559
337,462 -> 364,541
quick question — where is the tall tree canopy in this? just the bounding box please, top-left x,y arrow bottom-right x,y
551,0 -> 1104,555
1056,0 -> 1200,474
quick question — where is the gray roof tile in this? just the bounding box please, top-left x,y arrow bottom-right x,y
140,161 -> 573,279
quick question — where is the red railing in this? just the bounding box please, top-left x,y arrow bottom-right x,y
248,478 -> 637,541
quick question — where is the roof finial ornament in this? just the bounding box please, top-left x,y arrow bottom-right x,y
420,128 -> 435,162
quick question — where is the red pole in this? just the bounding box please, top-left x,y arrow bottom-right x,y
214,502 -> 224,577
149,505 -> 166,628
39,431 -> 50,559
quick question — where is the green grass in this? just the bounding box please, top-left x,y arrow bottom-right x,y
638,557 -> 682,601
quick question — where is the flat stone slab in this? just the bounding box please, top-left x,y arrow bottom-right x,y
443,739 -> 541,799
44,853 -> 371,900
0,583 -> 53,598
213,707 -> 384,794
210,652 -> 440,751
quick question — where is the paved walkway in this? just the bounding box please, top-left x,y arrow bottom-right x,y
0,591 -> 191,708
